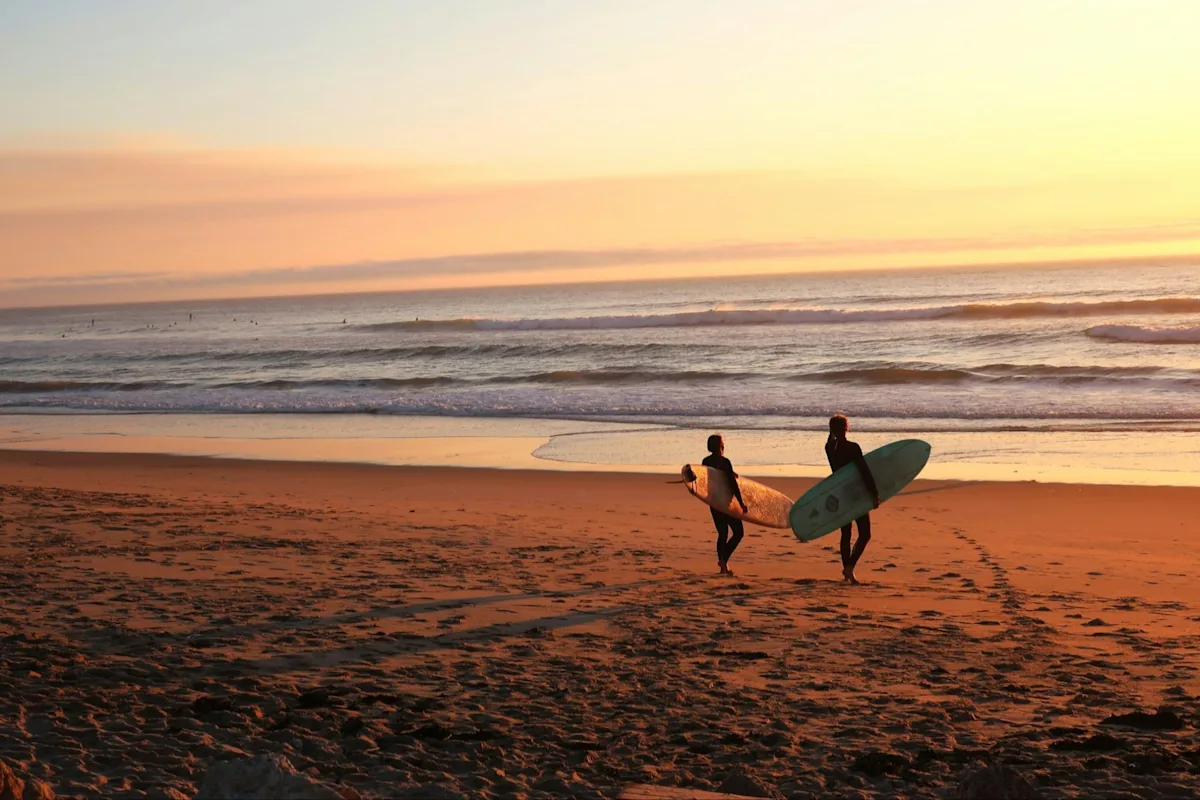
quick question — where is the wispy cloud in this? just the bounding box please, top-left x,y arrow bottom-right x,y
164,223 -> 1200,286
7,222 -> 1200,299
0,147 -> 481,216
5,270 -> 174,285
3,146 -> 1200,307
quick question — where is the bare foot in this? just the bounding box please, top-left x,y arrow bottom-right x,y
843,566 -> 858,584
718,560 -> 728,575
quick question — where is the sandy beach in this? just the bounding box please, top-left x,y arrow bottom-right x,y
2,450 -> 1199,798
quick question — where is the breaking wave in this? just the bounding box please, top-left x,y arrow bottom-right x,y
2,363 -> 1195,395
0,380 -> 179,393
360,297 -> 1200,332
1086,324 -> 1200,344
803,364 -> 1178,385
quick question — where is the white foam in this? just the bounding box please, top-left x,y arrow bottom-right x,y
1086,324 -> 1200,344
365,297 -> 1200,332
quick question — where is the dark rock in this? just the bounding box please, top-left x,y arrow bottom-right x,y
297,689 -> 344,709
563,737 -> 604,751
192,695 -> 236,715
356,693 -> 403,707
403,723 -> 498,742
338,716 -> 365,737
208,710 -> 249,729
914,747 -> 947,766
193,754 -> 347,799
407,697 -> 439,713
447,727 -> 499,742
1049,733 -> 1126,752
717,769 -> 781,798
1100,711 -> 1185,731
408,723 -> 451,740
759,731 -> 791,748
954,763 -> 1041,800
340,736 -> 376,756
532,775 -> 573,795
852,751 -> 909,776
1125,750 -> 1179,775
949,749 -> 992,764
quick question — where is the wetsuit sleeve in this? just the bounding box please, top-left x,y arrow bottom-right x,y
852,445 -> 880,498
721,457 -> 745,505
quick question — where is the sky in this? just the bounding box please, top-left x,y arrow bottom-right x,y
2,0 -> 1200,306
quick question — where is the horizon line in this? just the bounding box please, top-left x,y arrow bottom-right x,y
3,251 -> 1197,314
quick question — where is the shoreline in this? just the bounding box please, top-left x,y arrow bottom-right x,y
4,411 -> 1200,488
4,446 -> 1200,499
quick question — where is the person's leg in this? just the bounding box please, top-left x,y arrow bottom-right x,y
849,513 -> 872,569
711,509 -> 730,570
840,523 -> 854,580
723,518 -> 745,570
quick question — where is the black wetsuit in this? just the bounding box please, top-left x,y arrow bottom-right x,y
702,453 -> 745,563
825,435 -> 880,570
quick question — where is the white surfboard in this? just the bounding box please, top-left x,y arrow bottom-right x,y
681,464 -> 793,529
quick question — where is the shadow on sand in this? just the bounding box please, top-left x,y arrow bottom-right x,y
197,575 -> 861,675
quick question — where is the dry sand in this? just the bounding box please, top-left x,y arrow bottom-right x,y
1,450 -> 1198,798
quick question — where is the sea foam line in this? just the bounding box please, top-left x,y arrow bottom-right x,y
1086,324 -> 1200,344
361,297 -> 1200,332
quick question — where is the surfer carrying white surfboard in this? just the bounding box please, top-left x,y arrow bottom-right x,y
702,434 -> 748,576
825,415 -> 880,584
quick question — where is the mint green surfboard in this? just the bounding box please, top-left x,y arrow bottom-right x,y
789,439 -> 931,542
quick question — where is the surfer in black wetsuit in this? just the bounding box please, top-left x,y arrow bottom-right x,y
825,414 -> 880,584
702,434 -> 748,576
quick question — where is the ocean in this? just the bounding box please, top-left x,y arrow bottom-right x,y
3,261 -> 1200,484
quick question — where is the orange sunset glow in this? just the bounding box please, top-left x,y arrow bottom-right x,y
4,5 -> 1200,800
3,1 -> 1200,306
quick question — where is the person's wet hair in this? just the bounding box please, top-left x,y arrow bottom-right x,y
706,434 -> 724,454
829,414 -> 849,437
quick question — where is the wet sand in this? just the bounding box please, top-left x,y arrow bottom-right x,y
1,450 -> 1198,798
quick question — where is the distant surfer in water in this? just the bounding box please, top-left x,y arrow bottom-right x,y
826,414 -> 880,584
702,434 -> 747,576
